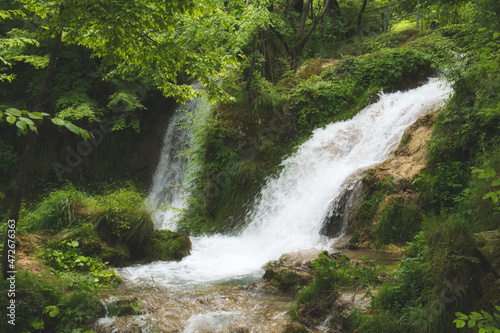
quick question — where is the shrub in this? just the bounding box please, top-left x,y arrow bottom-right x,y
373,201 -> 422,247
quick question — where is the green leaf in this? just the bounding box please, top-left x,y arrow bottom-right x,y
31,318 -> 45,330
16,120 -> 27,131
29,124 -> 38,133
481,310 -> 493,321
51,118 -> 66,126
492,180 -> 500,186
5,108 -> 21,117
29,112 -> 44,119
0,111 -> 3,118
65,122 -> 81,135
19,116 -> 35,126
455,312 -> 468,320
80,128 -> 90,141
69,240 -> 79,247
44,305 -> 60,318
472,169 -> 485,174
6,115 -> 16,124
468,319 -> 476,328
454,319 -> 466,328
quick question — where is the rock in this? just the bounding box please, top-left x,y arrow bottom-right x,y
474,230 -> 500,273
321,178 -> 363,238
263,250 -> 346,291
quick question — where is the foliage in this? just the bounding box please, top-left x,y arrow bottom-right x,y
41,240 -> 121,286
149,230 -> 192,260
373,201 -> 422,247
0,271 -> 103,333
0,105 -> 93,139
24,183 -> 165,263
106,297 -> 142,317
295,252 -> 380,308
472,167 -> 500,208
454,306 -> 500,332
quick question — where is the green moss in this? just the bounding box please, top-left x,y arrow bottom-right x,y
148,230 -> 192,260
373,201 -> 422,248
24,184 -> 159,263
107,297 -> 142,317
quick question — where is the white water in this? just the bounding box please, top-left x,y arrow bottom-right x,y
120,78 -> 452,287
148,92 -> 209,229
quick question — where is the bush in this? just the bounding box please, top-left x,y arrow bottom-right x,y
373,201 -> 422,247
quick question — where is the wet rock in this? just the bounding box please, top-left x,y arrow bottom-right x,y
321,179 -> 363,238
263,250 -> 345,292
474,230 -> 500,273
94,314 -> 157,333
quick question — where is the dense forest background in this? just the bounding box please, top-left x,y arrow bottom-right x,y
1,0 -> 500,332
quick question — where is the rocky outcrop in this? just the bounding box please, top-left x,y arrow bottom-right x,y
474,230 -> 500,273
263,250 -> 346,292
321,178 -> 363,239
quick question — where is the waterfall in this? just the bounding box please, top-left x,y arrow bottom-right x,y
120,78 -> 452,286
148,91 -> 209,229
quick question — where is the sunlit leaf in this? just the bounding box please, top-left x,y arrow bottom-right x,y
6,115 -> 16,124
29,112 -> 44,119
16,120 -> 27,131
64,122 -> 81,135
51,118 -> 66,126
5,108 -> 21,117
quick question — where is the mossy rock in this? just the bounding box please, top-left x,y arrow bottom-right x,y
296,59 -> 337,80
276,77 -> 303,91
107,296 -> 142,317
101,242 -> 131,265
148,230 -> 192,261
474,230 -> 500,273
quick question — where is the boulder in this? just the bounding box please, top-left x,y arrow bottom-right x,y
474,229 -> 500,273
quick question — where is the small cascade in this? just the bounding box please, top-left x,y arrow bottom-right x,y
119,78 -> 453,287
148,90 -> 209,229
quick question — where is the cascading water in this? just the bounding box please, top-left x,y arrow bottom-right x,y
119,78 -> 453,288
148,91 -> 209,229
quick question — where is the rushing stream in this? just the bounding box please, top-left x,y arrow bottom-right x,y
101,78 -> 452,332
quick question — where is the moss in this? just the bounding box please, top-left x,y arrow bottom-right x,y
148,230 -> 192,260
296,58 -> 337,80
24,184 -> 160,264
372,200 -> 422,248
107,297 -> 142,317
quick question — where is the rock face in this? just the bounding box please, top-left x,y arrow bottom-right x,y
474,230 -> 500,273
321,178 -> 363,238
263,250 -> 321,291
263,250 -> 345,292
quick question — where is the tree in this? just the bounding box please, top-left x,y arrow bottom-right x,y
0,0 -> 253,278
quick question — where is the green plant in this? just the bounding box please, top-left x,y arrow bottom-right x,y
453,306 -> 500,332
472,167 -> 500,208
41,240 -> 120,286
373,201 -> 422,247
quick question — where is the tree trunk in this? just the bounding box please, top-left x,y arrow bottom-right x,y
245,33 -> 258,91
298,0 -> 313,38
357,0 -> 368,28
2,31 -> 62,279
294,0 -> 332,60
